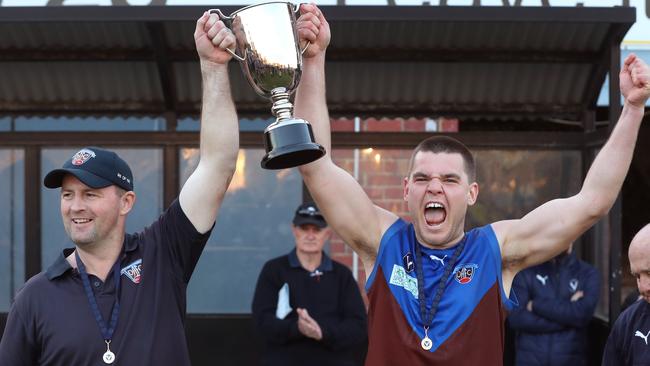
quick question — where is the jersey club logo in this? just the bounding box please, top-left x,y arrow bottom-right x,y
121,259 -> 142,284
71,148 -> 96,166
453,263 -> 478,284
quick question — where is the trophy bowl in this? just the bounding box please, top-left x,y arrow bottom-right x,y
211,2 -> 325,170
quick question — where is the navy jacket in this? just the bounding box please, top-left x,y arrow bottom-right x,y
508,253 -> 600,366
602,299 -> 650,365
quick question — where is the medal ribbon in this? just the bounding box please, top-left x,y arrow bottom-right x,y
414,233 -> 466,343
75,251 -> 122,347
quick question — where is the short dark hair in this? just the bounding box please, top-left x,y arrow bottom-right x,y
407,136 -> 476,182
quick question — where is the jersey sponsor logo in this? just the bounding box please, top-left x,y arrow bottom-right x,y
635,330 -> 650,345
403,252 -> 415,273
453,263 -> 478,284
536,274 -> 549,286
71,148 -> 96,166
389,264 -> 419,298
569,278 -> 579,292
121,258 -> 142,284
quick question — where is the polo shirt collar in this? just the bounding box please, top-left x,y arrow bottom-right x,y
45,234 -> 137,280
46,248 -> 74,280
288,248 -> 333,272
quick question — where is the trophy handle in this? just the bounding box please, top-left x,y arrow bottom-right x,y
300,41 -> 310,55
294,3 -> 311,55
208,9 -> 246,62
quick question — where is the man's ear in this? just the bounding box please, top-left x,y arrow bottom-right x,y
467,182 -> 479,206
120,191 -> 136,216
403,176 -> 409,201
324,227 -> 333,241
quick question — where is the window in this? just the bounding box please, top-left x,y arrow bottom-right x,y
12,116 -> 166,132
470,149 -> 582,226
176,117 -> 272,132
182,148 -> 302,313
0,150 -> 25,311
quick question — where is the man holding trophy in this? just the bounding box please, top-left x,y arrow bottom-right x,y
0,12 -> 239,366
294,3 -> 650,365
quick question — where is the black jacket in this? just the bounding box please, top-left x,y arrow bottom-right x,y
251,249 -> 368,366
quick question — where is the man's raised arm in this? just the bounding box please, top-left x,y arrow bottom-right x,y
179,12 -> 239,233
495,54 -> 650,282
294,4 -> 397,270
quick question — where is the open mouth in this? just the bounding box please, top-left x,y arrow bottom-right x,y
72,218 -> 92,224
424,202 -> 446,226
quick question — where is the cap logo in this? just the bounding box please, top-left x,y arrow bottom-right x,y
71,148 -> 96,166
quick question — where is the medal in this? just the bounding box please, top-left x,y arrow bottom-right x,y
103,340 -> 115,364
421,336 -> 432,350
421,327 -> 432,350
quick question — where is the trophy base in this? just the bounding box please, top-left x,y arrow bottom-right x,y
261,121 -> 325,170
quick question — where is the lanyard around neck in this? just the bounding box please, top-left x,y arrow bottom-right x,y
75,251 -> 122,342
414,234 -> 466,332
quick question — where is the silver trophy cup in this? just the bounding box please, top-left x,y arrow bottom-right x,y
211,2 -> 325,170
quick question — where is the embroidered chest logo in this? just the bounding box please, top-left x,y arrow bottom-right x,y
71,148 -> 96,166
453,263 -> 478,285
536,274 -> 549,286
389,264 -> 419,298
429,254 -> 447,267
403,252 -> 415,273
635,330 -> 650,345
121,259 -> 142,284
569,278 -> 579,292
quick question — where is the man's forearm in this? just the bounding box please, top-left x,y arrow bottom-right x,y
580,102 -> 643,215
295,54 -> 331,160
199,60 -> 239,168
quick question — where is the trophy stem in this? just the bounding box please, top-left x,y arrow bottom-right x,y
270,87 -> 294,122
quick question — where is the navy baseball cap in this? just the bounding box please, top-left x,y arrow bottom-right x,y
292,202 -> 327,228
44,147 -> 134,191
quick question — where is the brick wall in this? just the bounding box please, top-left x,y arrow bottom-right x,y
327,117 -> 459,298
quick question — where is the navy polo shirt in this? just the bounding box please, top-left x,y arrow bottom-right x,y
288,247 -> 334,273
0,199 -> 211,366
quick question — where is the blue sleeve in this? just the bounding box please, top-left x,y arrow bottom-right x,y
0,303 -> 36,366
507,270 -> 565,333
532,266 -> 600,328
